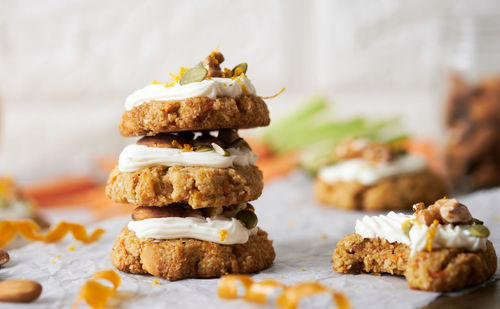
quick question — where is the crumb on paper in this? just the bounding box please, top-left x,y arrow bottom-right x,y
68,245 -> 76,251
55,254 -> 62,258
317,270 -> 321,272
51,260 -> 57,265
301,268 -> 305,271
321,234 -> 327,240
279,275 -> 283,279
152,279 -> 161,285
286,219 -> 295,227
493,216 -> 500,223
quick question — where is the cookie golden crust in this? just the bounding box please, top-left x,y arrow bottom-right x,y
332,234 -> 497,292
119,95 -> 270,136
110,227 -> 275,281
105,165 -> 263,208
314,171 -> 448,211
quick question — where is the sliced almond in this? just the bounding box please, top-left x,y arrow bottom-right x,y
0,280 -> 42,303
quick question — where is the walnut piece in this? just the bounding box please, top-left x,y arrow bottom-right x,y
415,198 -> 473,226
203,51 -> 224,78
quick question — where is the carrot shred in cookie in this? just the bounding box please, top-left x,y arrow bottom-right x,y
217,275 -> 350,309
0,220 -> 105,248
73,270 -> 121,309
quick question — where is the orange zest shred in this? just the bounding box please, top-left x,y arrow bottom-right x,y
219,229 -> 228,242
152,67 -> 190,88
0,220 -> 105,248
73,270 -> 121,309
217,275 -> 350,309
425,219 -> 439,252
260,88 -> 286,100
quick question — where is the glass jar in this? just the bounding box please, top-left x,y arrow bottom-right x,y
442,15 -> 500,192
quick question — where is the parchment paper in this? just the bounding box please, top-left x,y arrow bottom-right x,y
1,172 -> 499,308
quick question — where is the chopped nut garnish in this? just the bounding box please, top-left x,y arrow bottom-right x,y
203,51 -> 224,78
415,198 -> 473,226
0,249 -> 9,266
333,138 -> 401,163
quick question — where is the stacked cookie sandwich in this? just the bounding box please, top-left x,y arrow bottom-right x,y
107,51 -> 275,281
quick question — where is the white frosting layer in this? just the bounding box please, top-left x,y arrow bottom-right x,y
118,144 -> 258,172
318,155 -> 427,185
127,216 -> 255,245
125,76 -> 257,110
355,211 -> 488,255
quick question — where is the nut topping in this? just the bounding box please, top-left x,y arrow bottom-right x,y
0,249 -> 9,266
415,198 -> 473,226
0,280 -> 42,303
203,51 -> 224,78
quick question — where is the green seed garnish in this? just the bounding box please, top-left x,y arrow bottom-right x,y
232,62 -> 248,76
401,220 -> 413,237
211,143 -> 229,156
236,210 -> 258,229
195,145 -> 212,152
469,224 -> 490,237
229,138 -> 251,150
179,66 -> 208,85
473,218 -> 484,225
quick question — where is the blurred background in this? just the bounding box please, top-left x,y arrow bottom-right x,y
1,0 -> 500,184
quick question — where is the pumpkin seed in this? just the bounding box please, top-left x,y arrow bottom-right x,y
179,66 -> 207,85
473,218 -> 484,225
401,220 -> 413,237
195,145 -> 213,152
469,224 -> 490,237
236,210 -> 258,229
229,138 -> 251,150
211,143 -> 229,156
232,62 -> 248,76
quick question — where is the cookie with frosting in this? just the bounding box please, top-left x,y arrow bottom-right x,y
332,198 -> 497,292
105,131 -> 263,208
119,52 -> 270,136
314,138 -> 447,211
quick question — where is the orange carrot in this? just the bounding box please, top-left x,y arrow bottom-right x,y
23,176 -> 99,207
258,153 -> 299,183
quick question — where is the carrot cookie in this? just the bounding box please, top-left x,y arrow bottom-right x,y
314,138 -> 447,211
105,131 -> 263,208
332,198 -> 497,292
119,52 -> 270,136
110,204 -> 275,281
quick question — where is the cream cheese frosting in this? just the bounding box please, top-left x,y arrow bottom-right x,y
125,76 -> 257,110
127,216 -> 256,245
118,144 -> 258,172
355,211 -> 488,255
318,155 -> 427,185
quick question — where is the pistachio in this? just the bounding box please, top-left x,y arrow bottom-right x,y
469,224 -> 490,237
195,145 -> 213,152
229,138 -> 251,150
179,66 -> 208,85
211,143 -> 229,156
0,249 -> 9,266
232,62 -> 248,76
401,220 -> 413,237
236,210 -> 258,229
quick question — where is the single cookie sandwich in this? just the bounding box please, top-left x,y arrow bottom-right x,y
314,138 -> 447,211
106,130 -> 263,208
119,52 -> 270,136
108,50 -> 275,280
111,203 -> 274,281
333,198 -> 497,292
